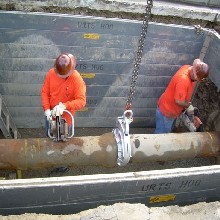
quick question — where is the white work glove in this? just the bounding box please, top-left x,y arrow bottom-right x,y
44,109 -> 51,120
186,103 -> 194,115
51,102 -> 66,117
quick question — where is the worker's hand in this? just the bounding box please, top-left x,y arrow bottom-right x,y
52,102 -> 66,117
44,109 -> 51,120
186,103 -> 194,115
194,116 -> 202,128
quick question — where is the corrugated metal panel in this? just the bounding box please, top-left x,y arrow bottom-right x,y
0,11 -> 207,128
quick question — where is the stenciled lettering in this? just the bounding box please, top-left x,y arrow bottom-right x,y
142,182 -> 171,192
92,64 -> 104,71
77,22 -> 95,29
86,99 -> 98,105
76,63 -> 87,70
179,179 -> 201,189
100,23 -> 113,30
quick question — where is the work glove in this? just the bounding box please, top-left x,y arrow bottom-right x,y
51,102 -> 66,117
186,103 -> 194,115
44,109 -> 51,120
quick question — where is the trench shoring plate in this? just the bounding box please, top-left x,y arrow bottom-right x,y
0,165 -> 220,215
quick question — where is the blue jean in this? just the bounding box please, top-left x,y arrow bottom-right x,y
154,107 -> 175,134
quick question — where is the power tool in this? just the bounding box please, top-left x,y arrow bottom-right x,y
173,106 -> 203,132
47,109 -> 74,141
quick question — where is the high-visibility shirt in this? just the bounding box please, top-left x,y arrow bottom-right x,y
158,65 -> 195,118
41,68 -> 86,125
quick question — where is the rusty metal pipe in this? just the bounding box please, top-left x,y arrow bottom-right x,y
130,132 -> 220,163
0,132 -> 219,170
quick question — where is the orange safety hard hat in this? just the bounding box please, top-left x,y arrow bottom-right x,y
192,59 -> 209,82
64,53 -> 76,69
54,54 -> 74,77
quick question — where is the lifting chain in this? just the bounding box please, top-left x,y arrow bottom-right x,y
113,0 -> 153,166
125,0 -> 153,110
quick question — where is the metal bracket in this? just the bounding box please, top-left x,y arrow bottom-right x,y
48,109 -> 74,141
112,110 -> 133,166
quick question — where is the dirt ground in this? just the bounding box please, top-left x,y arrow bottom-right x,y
1,201 -> 220,220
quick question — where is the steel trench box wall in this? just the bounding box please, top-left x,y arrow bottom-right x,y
0,165 -> 220,215
0,11 -> 206,128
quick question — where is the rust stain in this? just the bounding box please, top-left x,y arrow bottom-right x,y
46,138 -> 84,150
96,132 -> 117,166
98,132 -> 116,149
70,137 -> 84,147
198,132 -> 220,157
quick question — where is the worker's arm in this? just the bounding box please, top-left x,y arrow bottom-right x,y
63,74 -> 86,111
175,99 -> 191,108
174,77 -> 192,109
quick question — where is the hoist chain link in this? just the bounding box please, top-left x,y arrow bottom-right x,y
126,0 -> 153,109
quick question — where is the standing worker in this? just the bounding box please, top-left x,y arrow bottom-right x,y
155,58 -> 209,134
41,53 -> 86,134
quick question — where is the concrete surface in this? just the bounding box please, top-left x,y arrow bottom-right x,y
0,202 -> 220,219
0,0 -> 219,22
164,0 -> 220,8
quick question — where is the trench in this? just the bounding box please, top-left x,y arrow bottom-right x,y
0,0 -> 220,217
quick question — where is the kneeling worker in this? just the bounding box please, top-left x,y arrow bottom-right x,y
155,58 -> 209,134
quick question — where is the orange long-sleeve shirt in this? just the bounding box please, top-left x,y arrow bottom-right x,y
158,65 -> 195,118
41,68 -> 86,125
